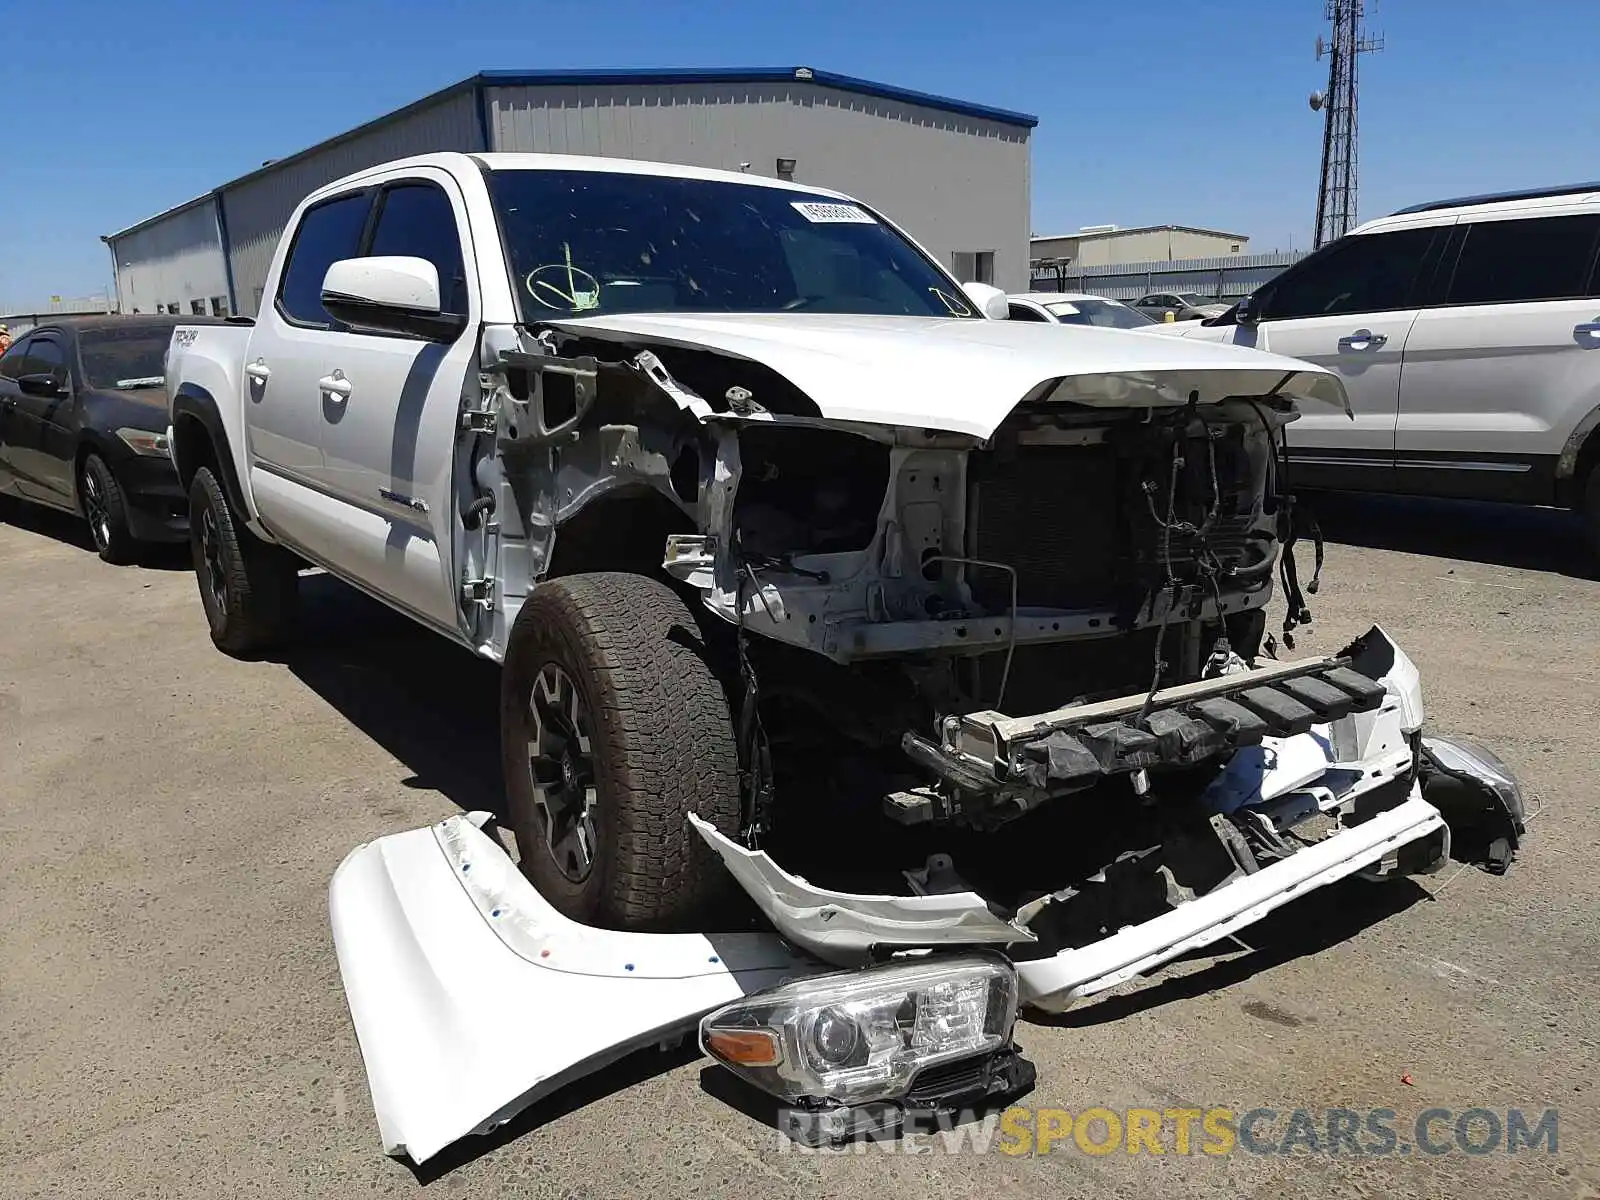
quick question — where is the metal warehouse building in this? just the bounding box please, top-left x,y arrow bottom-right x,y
104,67 -> 1036,317
1030,225 -> 1250,269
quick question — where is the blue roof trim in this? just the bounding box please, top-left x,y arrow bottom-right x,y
473,66 -> 1038,128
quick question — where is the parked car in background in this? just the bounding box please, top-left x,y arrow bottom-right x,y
1159,182 -> 1600,553
1006,291 -> 1158,329
1133,292 -> 1229,321
0,315 -> 216,562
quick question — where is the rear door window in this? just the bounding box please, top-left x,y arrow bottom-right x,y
1444,214 -> 1600,306
277,192 -> 373,327
367,182 -> 469,316
1260,226 -> 1438,320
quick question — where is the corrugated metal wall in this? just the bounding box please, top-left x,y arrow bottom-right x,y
1029,250 -> 1306,301
487,81 -> 1032,291
220,90 -> 485,315
106,198 -> 230,316
1071,229 -> 1249,268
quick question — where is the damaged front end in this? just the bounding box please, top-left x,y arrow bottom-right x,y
690,625 -> 1526,1015
337,318 -> 1528,1164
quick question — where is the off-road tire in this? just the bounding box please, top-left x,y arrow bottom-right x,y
80,453 -> 136,565
501,572 -> 741,930
1583,465 -> 1600,560
188,466 -> 297,655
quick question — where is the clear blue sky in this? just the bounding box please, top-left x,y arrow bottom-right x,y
2,0 -> 1593,307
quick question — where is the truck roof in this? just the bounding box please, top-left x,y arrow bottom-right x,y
309,150 -> 857,204
475,151 -> 856,197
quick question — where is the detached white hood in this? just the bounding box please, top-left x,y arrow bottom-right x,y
551,312 -> 1349,438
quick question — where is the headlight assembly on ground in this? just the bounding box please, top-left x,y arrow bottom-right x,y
700,954 -> 1034,1144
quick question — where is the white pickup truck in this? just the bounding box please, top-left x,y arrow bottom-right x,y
162,148 -> 1528,926
165,151 -> 1527,1161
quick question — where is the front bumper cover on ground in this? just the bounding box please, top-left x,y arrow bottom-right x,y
329,813 -> 823,1164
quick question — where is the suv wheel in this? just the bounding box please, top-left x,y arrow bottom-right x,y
500,572 -> 740,930
79,453 -> 136,564
188,466 -> 297,655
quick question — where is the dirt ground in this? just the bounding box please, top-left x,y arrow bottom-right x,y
1,491 -> 1596,1199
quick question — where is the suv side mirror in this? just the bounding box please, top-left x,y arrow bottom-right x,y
959,282 -> 1010,320
321,256 -> 466,341
17,373 -> 66,398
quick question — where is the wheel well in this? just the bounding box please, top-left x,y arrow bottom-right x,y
1569,429 -> 1600,508
73,441 -> 96,479
171,412 -> 218,493
545,489 -> 695,580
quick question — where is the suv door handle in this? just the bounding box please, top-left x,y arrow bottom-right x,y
244,358 -> 271,382
1337,329 -> 1387,351
318,370 -> 352,400
1573,321 -> 1600,342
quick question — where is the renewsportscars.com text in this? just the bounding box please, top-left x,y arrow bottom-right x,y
777,1106 -> 1560,1157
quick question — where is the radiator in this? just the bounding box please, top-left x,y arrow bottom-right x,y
965,435 -> 1258,616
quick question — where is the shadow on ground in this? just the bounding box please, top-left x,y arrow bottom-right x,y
278,573 -> 505,814
407,1040 -> 704,1183
0,495 -> 190,570
1306,489 -> 1596,578
1030,874 -> 1431,1028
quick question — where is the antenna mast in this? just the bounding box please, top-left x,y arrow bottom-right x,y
1309,1 -> 1383,247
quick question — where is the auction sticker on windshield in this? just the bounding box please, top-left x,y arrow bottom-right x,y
791,201 -> 876,224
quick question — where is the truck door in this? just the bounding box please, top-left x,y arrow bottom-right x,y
303,172 -> 479,631
240,189 -> 374,561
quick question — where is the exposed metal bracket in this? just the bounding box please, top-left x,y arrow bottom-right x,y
498,349 -> 599,444
460,575 -> 495,611
633,350 -> 713,420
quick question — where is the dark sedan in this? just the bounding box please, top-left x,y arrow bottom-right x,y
0,315 -> 216,562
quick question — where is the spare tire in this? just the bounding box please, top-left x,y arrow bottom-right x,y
500,572 -> 741,930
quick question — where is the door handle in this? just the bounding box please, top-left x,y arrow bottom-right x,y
318,370 -> 352,400
1573,321 -> 1600,341
244,358 -> 271,383
1337,329 -> 1388,351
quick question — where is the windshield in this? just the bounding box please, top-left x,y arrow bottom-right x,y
1175,293 -> 1218,306
1045,298 -> 1156,329
488,169 -> 976,320
78,327 -> 172,389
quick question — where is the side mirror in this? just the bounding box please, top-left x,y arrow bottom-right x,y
321,256 -> 466,341
959,282 -> 1010,320
17,373 -> 66,398
1235,294 -> 1260,326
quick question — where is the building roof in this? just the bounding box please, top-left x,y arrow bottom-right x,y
1031,224 -> 1249,243
105,67 -> 1036,242
476,68 -> 1039,127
